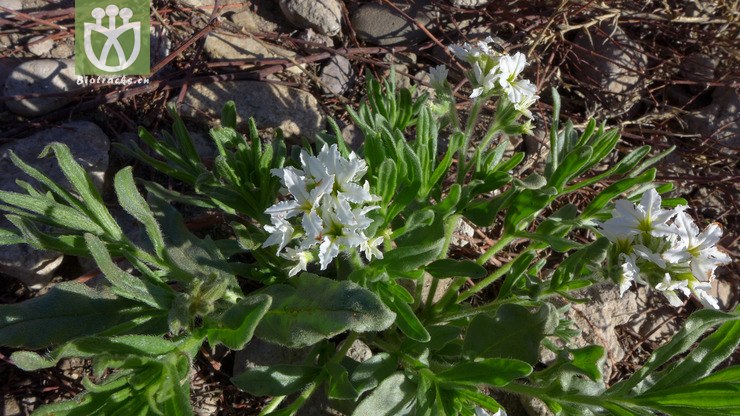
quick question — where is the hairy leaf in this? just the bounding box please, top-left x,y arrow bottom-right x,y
255,274 -> 395,347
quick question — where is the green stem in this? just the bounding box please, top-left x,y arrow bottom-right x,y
258,396 -> 285,416
457,99 -> 484,184
476,234 -> 515,266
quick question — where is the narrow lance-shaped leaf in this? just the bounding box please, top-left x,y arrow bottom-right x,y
42,143 -> 123,240
85,233 -> 172,309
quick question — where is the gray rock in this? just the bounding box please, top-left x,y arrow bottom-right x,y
279,0 -> 342,36
686,87 -> 739,155
680,52 -> 716,85
341,123 -> 364,151
49,41 -> 73,59
229,0 -> 290,33
351,0 -> 437,46
627,286 -> 681,346
204,31 -> 300,73
178,0 -> 246,10
0,121 -> 110,287
520,396 -> 555,416
450,0 -> 492,8
27,35 -> 53,56
0,0 -> 22,18
320,55 -> 353,95
572,24 -> 648,115
547,283 -> 639,381
4,59 -> 80,117
346,339 -> 372,362
710,277 -> 738,310
176,80 -> 326,139
297,28 -> 335,54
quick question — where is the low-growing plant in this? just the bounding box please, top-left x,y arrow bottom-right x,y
0,39 -> 737,415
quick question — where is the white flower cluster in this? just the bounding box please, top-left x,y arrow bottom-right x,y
448,37 -> 539,117
598,189 -> 731,309
263,144 -> 383,276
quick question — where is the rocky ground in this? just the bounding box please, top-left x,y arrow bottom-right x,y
0,0 -> 738,415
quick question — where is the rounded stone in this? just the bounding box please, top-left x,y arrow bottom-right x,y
449,0 -> 492,8
4,59 -> 80,117
176,80 -> 326,139
27,35 -> 54,56
278,0 -> 342,36
571,23 -> 648,115
319,55 -> 353,95
351,0 -> 437,46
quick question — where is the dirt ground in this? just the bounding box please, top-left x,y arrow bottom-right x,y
0,0 -> 738,414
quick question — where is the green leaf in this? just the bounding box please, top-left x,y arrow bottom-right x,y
85,233 -> 172,309
380,239 -> 444,273
114,167 -> 165,256
5,215 -> 89,256
327,361 -> 359,400
33,355 -> 192,416
0,282 -> 168,349
377,283 -> 431,342
255,274 -> 395,347
581,168 -> 656,218
426,259 -> 487,279
349,352 -> 398,395
221,100 -> 238,129
464,304 -> 557,364
610,308 -> 740,396
456,388 -> 501,413
549,146 -> 594,190
12,335 -> 180,371
200,294 -> 271,350
504,187 -> 557,232
0,227 -> 23,245
642,313 -> 740,393
634,382 -> 740,414
42,143 -> 123,239
437,358 -> 532,387
378,159 -> 398,206
0,190 -> 104,234
231,364 -> 321,396
353,373 -> 417,416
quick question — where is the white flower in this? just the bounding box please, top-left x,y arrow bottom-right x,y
633,244 -> 667,269
671,209 -> 731,281
692,281 -> 720,309
282,248 -> 312,277
475,407 -> 507,416
508,79 -> 539,118
497,52 -> 527,91
618,253 -> 640,297
264,145 -> 382,274
266,166 -> 334,219
655,274 -> 690,307
360,236 -> 384,262
449,37 -> 499,63
470,61 -> 499,98
263,217 -> 294,253
429,65 -> 449,90
599,189 -> 675,241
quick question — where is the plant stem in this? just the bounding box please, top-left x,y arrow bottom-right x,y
258,396 -> 285,416
476,234 -> 515,266
457,99 -> 483,184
